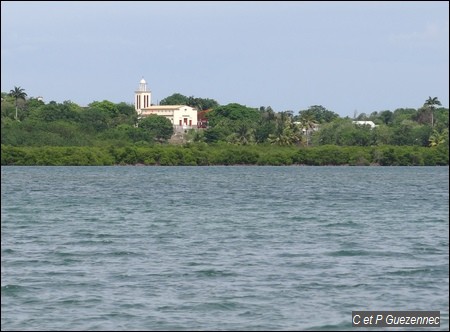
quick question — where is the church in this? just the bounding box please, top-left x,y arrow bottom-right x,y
134,78 -> 198,130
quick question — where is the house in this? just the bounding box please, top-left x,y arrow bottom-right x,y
197,108 -> 212,128
352,120 -> 376,129
134,78 -> 198,131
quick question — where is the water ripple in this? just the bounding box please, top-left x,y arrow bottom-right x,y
1,166 -> 448,331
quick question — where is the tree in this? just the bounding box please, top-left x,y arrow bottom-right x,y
392,108 -> 417,125
268,112 -> 303,146
160,93 -> 188,106
30,102 -> 80,123
160,93 -> 219,111
227,121 -> 255,145
206,103 -> 260,138
424,96 -> 441,127
433,107 -> 450,132
186,96 -> 219,111
8,86 -> 27,120
268,125 -> 303,146
297,105 -> 339,124
138,115 -> 174,142
79,107 -> 109,132
379,110 -> 394,125
429,129 -> 448,147
88,100 -> 119,117
297,112 -> 318,146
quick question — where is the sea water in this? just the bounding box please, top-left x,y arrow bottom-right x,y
1,166 -> 448,330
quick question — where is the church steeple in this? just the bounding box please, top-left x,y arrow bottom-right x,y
135,77 -> 151,114
138,78 -> 148,92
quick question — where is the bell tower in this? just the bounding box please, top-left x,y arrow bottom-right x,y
135,77 -> 151,115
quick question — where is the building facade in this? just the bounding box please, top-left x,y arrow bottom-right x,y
134,78 -> 198,130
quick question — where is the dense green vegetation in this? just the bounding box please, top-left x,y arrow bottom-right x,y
1,88 -> 448,166
160,93 -> 219,111
2,144 -> 448,166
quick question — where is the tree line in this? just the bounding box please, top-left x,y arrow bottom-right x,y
1,87 -> 448,165
2,144 -> 448,166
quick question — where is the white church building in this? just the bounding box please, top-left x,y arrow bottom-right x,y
134,78 -> 198,130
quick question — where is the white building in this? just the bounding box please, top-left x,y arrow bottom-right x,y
134,78 -> 197,130
352,121 -> 377,129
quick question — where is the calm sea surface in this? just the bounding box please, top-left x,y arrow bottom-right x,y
1,166 -> 449,331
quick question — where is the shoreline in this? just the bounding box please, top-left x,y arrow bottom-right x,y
1,144 -> 448,167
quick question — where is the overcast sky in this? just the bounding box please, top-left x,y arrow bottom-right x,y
1,1 -> 449,117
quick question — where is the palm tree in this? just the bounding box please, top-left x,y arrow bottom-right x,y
268,117 -> 304,146
268,127 -> 293,146
298,113 -> 318,146
228,122 -> 255,145
424,96 -> 441,128
429,128 -> 448,147
8,86 -> 27,120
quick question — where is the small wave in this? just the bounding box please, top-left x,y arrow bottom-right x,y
327,249 -> 371,257
57,298 -> 84,305
323,220 -> 360,228
71,231 -> 96,238
109,250 -> 140,257
386,267 -> 440,276
1,284 -> 27,296
411,245 -> 443,254
373,250 -> 416,258
277,252 -> 310,258
96,233 -> 114,239
186,261 -> 203,266
54,251 -> 80,257
186,301 -> 239,311
195,269 -> 238,278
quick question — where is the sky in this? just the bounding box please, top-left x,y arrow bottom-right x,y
1,1 -> 449,117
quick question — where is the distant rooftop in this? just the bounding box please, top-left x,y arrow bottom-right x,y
352,120 -> 376,128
